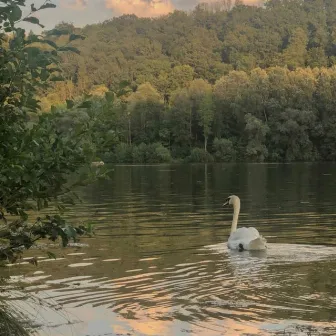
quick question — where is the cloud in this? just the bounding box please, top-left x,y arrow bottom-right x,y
61,0 -> 87,10
105,0 -> 175,17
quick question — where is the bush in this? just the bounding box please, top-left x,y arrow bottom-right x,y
171,146 -> 191,160
133,143 -> 172,163
150,143 -> 172,163
110,143 -> 172,163
245,141 -> 268,162
114,143 -> 133,163
186,148 -> 214,163
213,138 -> 236,162
132,143 -> 147,163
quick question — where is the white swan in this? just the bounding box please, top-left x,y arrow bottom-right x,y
223,195 -> 267,251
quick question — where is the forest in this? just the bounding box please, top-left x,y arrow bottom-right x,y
38,0 -> 336,163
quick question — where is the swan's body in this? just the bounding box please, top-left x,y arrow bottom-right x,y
223,195 -> 267,251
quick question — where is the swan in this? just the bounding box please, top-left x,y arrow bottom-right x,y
223,195 -> 267,251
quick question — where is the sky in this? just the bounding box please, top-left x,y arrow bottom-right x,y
20,0 -> 259,33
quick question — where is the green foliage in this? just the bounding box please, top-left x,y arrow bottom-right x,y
0,0 -> 107,264
213,138 -> 236,162
198,92 -> 214,151
28,0 -> 336,110
14,0 -> 336,165
114,143 -> 133,163
108,143 -> 172,164
49,65 -> 336,164
186,148 -> 214,163
244,113 -> 269,162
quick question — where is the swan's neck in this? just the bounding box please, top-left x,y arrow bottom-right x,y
231,201 -> 240,233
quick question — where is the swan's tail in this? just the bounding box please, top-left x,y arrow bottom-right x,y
247,235 -> 267,250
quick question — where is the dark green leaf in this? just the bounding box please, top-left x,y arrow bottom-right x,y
69,34 -> 85,42
105,91 -> 115,103
46,28 -> 70,36
23,17 -> 44,28
39,3 -> 57,10
119,80 -> 131,90
49,75 -> 65,81
18,209 -> 28,221
77,101 -> 92,108
41,39 -> 58,49
66,99 -> 74,109
47,251 -> 56,259
63,224 -> 77,241
8,5 -> 22,22
57,46 -> 80,54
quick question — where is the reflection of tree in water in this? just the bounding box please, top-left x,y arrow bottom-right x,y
0,278 -> 80,336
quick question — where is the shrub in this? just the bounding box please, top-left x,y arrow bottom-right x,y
114,143 -> 133,163
150,143 -> 172,163
171,146 -> 191,160
132,143 -> 147,163
186,148 -> 214,163
213,138 -> 236,162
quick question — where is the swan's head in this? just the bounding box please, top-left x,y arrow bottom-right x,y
223,195 -> 240,207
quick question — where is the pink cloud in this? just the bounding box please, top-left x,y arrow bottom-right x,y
105,0 -> 175,17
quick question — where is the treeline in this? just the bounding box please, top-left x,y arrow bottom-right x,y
41,0 -> 336,162
42,0 -> 336,107
53,66 -> 336,163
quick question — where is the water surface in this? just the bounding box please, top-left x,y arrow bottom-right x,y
2,163 -> 336,336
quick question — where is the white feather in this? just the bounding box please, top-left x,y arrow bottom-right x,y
225,195 -> 267,251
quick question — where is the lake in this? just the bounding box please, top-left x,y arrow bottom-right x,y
2,163 -> 336,336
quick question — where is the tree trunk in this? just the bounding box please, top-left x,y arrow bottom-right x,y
128,118 -> 132,145
189,108 -> 192,147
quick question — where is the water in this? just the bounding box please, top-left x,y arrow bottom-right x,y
2,163 -> 336,336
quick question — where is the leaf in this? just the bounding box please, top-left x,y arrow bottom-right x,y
47,251 -> 56,260
18,209 -> 28,221
63,224 -> 77,241
66,99 -> 74,109
6,63 -> 15,76
23,17 -> 44,28
40,69 -> 50,81
119,80 -> 131,90
77,101 -> 92,108
42,39 -> 58,49
57,46 -> 80,54
39,3 -> 57,10
57,227 -> 69,247
49,75 -> 65,81
105,91 -> 115,104
69,34 -> 85,42
24,46 -> 41,57
8,5 -> 22,22
46,28 -> 70,36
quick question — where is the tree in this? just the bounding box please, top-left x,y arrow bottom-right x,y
282,28 -> 308,69
198,92 -> 214,151
0,0 -> 105,263
244,113 -> 269,162
127,82 -> 164,144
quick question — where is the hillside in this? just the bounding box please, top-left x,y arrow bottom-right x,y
41,0 -> 336,163
45,0 -> 336,102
